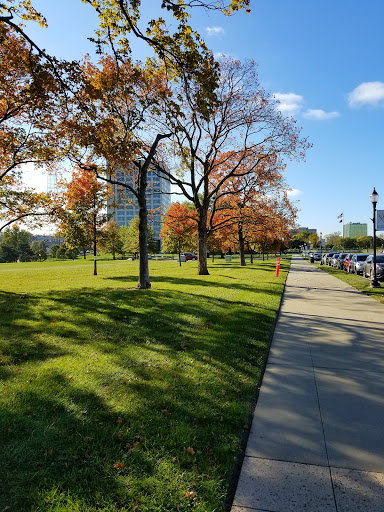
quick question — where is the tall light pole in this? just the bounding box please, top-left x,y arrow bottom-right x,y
370,188 -> 380,288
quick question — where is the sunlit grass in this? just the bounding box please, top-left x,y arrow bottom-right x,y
0,256 -> 289,512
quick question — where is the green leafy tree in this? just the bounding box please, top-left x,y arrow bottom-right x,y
308,233 -> 319,248
325,232 -> 342,249
99,221 -> 124,260
31,240 -> 47,261
56,245 -> 67,259
356,236 -> 371,250
122,216 -> 157,258
343,237 -> 355,250
0,226 -> 33,262
49,244 -> 61,258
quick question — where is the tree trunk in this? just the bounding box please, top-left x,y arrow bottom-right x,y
135,132 -> 172,289
137,162 -> 151,289
238,221 -> 246,266
248,243 -> 254,264
93,210 -> 97,276
197,208 -> 209,275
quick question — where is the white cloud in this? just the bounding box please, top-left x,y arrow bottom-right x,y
303,109 -> 340,121
348,81 -> 384,108
206,26 -> 225,36
287,188 -> 303,198
214,52 -> 226,59
273,93 -> 304,115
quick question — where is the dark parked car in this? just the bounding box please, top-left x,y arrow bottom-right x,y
343,254 -> 354,272
350,254 -> 369,275
181,252 -> 198,261
363,254 -> 384,280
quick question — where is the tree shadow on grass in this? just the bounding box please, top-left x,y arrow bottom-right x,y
0,283 -> 282,511
104,274 -> 283,295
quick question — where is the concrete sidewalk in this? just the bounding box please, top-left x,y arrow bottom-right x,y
231,255 -> 384,512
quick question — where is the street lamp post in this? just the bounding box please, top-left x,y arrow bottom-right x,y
370,188 -> 380,288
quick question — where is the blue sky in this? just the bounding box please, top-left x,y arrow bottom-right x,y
23,0 -> 384,237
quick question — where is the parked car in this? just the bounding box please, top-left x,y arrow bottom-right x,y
181,252 -> 198,261
350,254 -> 369,275
343,253 -> 354,272
331,254 -> 341,267
363,254 -> 384,280
326,252 -> 339,265
312,253 -> 321,261
335,253 -> 348,270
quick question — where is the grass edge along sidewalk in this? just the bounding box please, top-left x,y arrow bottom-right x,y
0,256 -> 290,512
314,261 -> 384,304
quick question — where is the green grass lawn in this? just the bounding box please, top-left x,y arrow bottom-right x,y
315,263 -> 384,304
0,256 -> 289,512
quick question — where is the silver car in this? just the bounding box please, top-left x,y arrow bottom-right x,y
331,254 -> 340,267
350,254 -> 369,275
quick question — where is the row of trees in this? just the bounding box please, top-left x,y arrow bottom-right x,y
1,0 -> 310,287
291,230 -> 384,251
0,217 -> 158,264
324,233 -> 384,251
0,227 -> 48,262
161,192 -> 294,265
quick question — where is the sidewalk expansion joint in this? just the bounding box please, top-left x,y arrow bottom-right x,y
311,353 -> 339,511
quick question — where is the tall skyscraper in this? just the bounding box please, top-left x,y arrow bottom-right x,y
107,163 -> 171,250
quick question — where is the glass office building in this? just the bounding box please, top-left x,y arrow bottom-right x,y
107,163 -> 171,250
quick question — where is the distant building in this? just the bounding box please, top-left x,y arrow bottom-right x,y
290,226 -> 317,236
47,172 -> 58,194
107,163 -> 171,250
31,235 -> 64,250
343,223 -> 367,238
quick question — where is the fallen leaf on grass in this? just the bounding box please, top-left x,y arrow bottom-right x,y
202,356 -> 210,361
184,492 -> 196,498
116,417 -> 123,425
186,447 -> 195,455
113,462 -> 125,469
